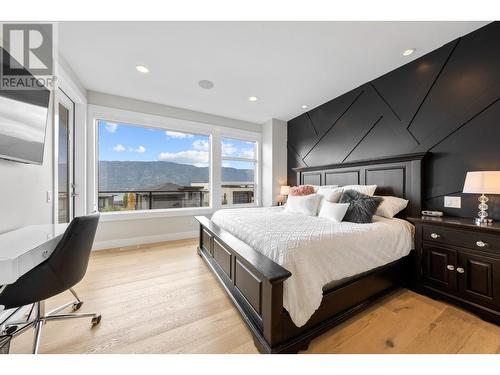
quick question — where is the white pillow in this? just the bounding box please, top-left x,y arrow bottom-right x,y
342,184 -> 377,196
318,202 -> 350,223
375,195 -> 409,218
317,187 -> 343,203
311,184 -> 339,192
285,194 -> 323,216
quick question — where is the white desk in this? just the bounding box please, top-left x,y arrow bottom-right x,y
0,224 -> 68,313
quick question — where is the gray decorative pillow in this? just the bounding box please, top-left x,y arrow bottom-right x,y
339,189 -> 383,223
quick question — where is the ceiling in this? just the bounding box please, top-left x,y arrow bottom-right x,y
59,21 -> 488,124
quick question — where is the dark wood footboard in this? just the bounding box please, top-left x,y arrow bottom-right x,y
195,215 -> 411,353
195,216 -> 292,353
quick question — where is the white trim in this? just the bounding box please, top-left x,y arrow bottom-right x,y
56,63 -> 88,218
88,105 -> 261,141
92,230 -> 198,251
87,104 -> 262,220
99,207 -> 213,222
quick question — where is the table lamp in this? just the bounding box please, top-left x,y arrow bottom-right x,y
463,171 -> 500,224
278,185 -> 290,206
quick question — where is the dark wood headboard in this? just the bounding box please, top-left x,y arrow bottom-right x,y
293,153 -> 428,217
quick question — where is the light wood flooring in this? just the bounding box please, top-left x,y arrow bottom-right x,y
9,238 -> 500,354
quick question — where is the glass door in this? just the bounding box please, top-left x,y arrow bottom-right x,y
57,90 -> 75,223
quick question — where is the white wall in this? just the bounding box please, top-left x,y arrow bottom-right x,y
0,104 -> 54,233
262,119 -> 288,207
92,215 -> 199,250
87,92 -> 265,249
0,57 -> 87,234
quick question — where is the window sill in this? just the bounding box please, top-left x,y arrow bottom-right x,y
99,207 -> 215,222
98,204 -> 260,222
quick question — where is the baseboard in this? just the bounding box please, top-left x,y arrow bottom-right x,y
92,230 -> 198,251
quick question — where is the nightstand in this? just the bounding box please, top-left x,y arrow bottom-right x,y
408,216 -> 500,325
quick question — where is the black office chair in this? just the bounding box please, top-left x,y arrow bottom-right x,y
0,213 -> 101,354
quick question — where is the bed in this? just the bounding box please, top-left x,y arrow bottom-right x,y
195,153 -> 426,353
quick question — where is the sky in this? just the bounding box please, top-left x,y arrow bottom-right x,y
98,120 -> 255,169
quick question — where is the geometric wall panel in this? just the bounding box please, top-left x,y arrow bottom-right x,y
288,22 -> 500,220
371,40 -> 456,128
408,22 -> 500,149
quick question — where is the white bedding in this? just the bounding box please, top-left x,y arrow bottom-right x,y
211,206 -> 414,327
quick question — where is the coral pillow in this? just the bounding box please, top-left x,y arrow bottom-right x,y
289,185 -> 315,196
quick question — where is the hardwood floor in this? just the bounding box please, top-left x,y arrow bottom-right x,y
9,238 -> 500,354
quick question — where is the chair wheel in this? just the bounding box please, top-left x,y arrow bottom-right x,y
72,301 -> 83,311
91,315 -> 101,326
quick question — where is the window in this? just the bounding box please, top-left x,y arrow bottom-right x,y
221,137 -> 257,206
97,120 -> 210,212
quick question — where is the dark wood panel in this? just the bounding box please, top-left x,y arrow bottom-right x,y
202,228 -> 213,256
410,216 -> 500,325
287,113 -> 318,158
295,153 -> 424,217
307,88 -> 363,137
371,41 -> 455,125
423,225 -> 500,256
324,170 -> 360,186
213,238 -> 232,278
234,258 -> 262,315
365,167 -> 405,197
302,172 -> 321,186
302,87 -> 384,166
423,244 -> 457,291
410,23 -> 500,146
458,251 -> 500,307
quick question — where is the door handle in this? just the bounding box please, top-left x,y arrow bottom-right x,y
71,183 -> 78,197
456,267 -> 465,274
476,241 -> 487,248
430,233 -> 440,239
447,265 -> 455,271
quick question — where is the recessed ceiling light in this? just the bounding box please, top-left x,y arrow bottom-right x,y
136,65 -> 149,73
402,48 -> 416,56
248,96 -> 258,102
301,105 -> 308,109
198,80 -> 214,89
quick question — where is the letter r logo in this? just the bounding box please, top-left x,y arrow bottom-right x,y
2,24 -> 53,76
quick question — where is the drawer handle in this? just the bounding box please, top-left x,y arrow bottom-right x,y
430,233 -> 440,239
456,267 -> 465,274
447,265 -> 455,271
476,241 -> 487,248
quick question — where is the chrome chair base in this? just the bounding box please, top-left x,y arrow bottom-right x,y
0,288 -> 101,354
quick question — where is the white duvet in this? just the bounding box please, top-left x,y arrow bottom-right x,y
211,206 -> 414,327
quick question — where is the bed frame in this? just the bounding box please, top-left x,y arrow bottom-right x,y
195,153 -> 427,353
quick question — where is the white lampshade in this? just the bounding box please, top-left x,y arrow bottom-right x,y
463,171 -> 500,194
280,185 -> 290,195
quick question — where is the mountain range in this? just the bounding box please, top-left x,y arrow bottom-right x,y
98,160 -> 253,191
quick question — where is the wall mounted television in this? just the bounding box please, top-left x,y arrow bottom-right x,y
0,47 -> 51,165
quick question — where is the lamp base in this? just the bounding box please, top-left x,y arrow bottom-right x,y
475,217 -> 493,225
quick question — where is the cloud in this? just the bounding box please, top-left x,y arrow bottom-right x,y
238,149 -> 255,159
105,122 -> 119,133
112,144 -> 125,152
165,130 -> 194,139
158,150 -> 209,167
129,145 -> 146,153
222,142 -> 237,156
192,139 -> 209,151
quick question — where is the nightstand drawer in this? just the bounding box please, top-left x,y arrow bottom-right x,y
423,225 -> 500,255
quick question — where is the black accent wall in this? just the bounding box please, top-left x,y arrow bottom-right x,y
287,22 -> 500,220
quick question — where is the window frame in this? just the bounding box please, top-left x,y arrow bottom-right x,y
87,105 -> 261,221
220,136 -> 259,208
